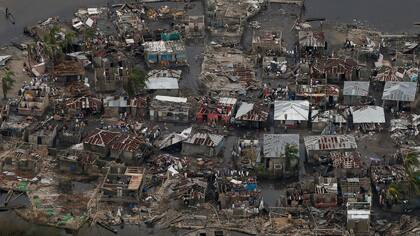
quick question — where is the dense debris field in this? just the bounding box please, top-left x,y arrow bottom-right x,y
0,0 -> 419,235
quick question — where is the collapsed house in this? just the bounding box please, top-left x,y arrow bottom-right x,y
233,102 -> 269,128
274,100 -> 310,128
329,151 -> 365,178
343,81 -> 370,105
101,165 -> 144,203
181,15 -> 205,39
298,31 -> 326,54
292,84 -> 340,106
311,109 -> 347,133
27,122 -> 59,147
312,58 -> 359,81
65,96 -> 103,115
262,56 -> 287,79
196,97 -> 237,125
93,51 -> 130,93
181,132 -> 224,157
304,135 -> 358,163
252,30 -> 282,54
201,46 -> 258,94
206,0 -> 262,41
389,114 -> 420,144
83,129 -> 121,155
18,82 -> 50,117
58,150 -> 99,175
313,177 -> 338,208
258,134 -> 300,177
149,96 -> 190,123
52,60 -> 85,85
0,148 -> 42,178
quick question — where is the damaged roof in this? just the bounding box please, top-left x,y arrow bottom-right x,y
263,134 -> 299,158
382,81 -> 417,102
298,31 -> 325,48
184,132 -> 224,147
109,134 -> 146,153
53,60 -> 85,77
235,102 -> 269,122
83,129 -> 120,147
304,135 -> 357,151
274,100 -> 309,121
350,106 -> 385,123
343,81 -> 370,96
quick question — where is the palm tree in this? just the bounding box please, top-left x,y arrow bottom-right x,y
387,183 -> 401,204
61,31 -> 76,53
402,152 -> 420,197
125,68 -> 147,96
284,144 -> 299,172
1,69 -> 15,99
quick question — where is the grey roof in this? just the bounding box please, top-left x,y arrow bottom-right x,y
350,106 -> 385,123
343,81 -> 370,96
304,135 -> 357,151
145,77 -> 179,90
382,81 -> 417,102
235,102 -> 254,119
274,100 -> 309,121
263,134 -> 299,158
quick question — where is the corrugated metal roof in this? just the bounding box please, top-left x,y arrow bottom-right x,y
263,134 -> 299,158
274,100 -> 309,121
343,81 -> 370,96
155,95 -> 187,103
235,102 -> 254,119
145,77 -> 179,90
304,135 -> 357,151
184,132 -> 224,147
382,81 -> 417,102
350,106 -> 385,123
218,97 -> 237,105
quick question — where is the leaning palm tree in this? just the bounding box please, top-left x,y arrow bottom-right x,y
1,69 -> 15,99
403,152 -> 420,174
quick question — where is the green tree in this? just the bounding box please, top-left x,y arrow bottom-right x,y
387,183 -> 401,203
125,68 -> 147,96
61,31 -> 76,53
1,69 -> 15,99
403,152 -> 420,174
284,144 -> 299,172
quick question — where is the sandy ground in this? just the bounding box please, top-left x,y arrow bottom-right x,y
0,45 -> 31,101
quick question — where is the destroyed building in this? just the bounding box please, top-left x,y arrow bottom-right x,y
129,96 -> 149,120
252,30 -> 282,54
196,97 -> 237,125
181,15 -> 205,39
206,0 -> 262,41
93,51 -> 130,93
27,122 -> 59,147
83,129 -> 120,155
259,134 -> 300,177
181,132 -> 224,157
65,96 -> 103,116
298,31 -> 326,54
311,109 -> 347,133
233,101 -> 269,128
108,134 -> 150,164
313,177 -> 338,208
312,58 -> 359,81
58,150 -> 99,175
304,135 -> 358,163
18,82 -> 50,117
201,46 -> 258,93
329,151 -> 365,178
52,60 -> 85,85
0,148 -> 42,178
150,96 -> 190,123
101,165 -> 144,203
